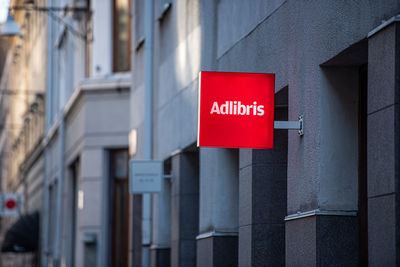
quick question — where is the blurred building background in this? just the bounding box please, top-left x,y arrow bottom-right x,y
0,0 -> 399,267
0,0 -> 131,266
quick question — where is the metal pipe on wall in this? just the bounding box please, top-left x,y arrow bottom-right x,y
53,115 -> 65,266
53,9 -> 67,265
41,0 -> 54,265
143,0 -> 154,266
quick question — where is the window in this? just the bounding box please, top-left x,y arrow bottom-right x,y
110,149 -> 129,267
66,160 -> 79,267
48,182 -> 57,257
113,0 -> 131,72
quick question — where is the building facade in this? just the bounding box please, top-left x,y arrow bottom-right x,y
0,0 -> 47,264
0,0 -> 132,266
1,0 -> 400,267
130,0 -> 400,266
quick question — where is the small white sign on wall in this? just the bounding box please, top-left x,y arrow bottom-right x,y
0,193 -> 22,216
129,160 -> 163,194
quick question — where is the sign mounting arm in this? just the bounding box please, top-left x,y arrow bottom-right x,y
274,115 -> 304,136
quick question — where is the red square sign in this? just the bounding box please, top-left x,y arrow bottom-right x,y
197,71 -> 275,149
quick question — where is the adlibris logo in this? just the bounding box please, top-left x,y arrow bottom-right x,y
210,101 -> 264,116
197,71 -> 274,149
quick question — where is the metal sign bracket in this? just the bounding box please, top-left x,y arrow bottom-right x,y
274,115 -> 304,136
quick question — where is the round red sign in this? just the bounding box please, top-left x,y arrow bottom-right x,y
5,198 -> 17,210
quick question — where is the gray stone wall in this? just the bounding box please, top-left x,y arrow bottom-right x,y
367,22 -> 400,266
130,0 -> 400,266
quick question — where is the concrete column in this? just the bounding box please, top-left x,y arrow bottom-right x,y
91,0 -> 112,76
170,151 -> 199,267
286,67 -> 360,265
197,148 -> 239,267
238,90 -> 287,267
367,21 -> 400,266
131,195 -> 143,267
150,178 -> 171,267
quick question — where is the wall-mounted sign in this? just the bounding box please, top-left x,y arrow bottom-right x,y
197,71 -> 275,149
129,160 -> 163,194
1,193 -> 22,216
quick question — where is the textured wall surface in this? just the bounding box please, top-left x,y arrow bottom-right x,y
129,0 -> 400,266
367,22 -> 400,266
